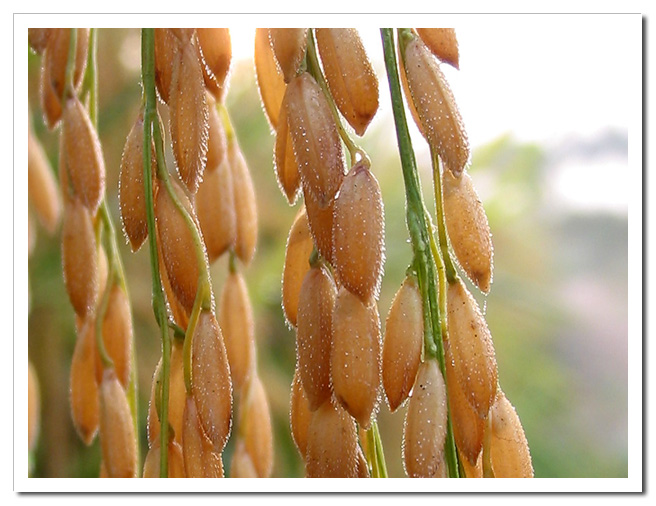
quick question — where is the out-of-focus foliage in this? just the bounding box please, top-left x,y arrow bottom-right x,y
27,29 -> 627,478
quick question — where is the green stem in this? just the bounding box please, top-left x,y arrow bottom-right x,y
371,422 -> 388,478
142,28 -> 172,478
305,29 -> 370,168
381,28 -> 459,478
431,148 -> 458,284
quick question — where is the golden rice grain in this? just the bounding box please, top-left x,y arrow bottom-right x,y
154,28 -> 179,104
61,95 -> 105,213
240,375 -> 274,478
61,198 -> 98,317
416,28 -> 459,69
489,391 -> 534,478
268,28 -> 308,83
315,28 -> 379,136
403,360 -> 448,478
296,265 -> 337,411
157,236 -> 190,330
218,269 -> 256,391
274,90 -> 301,205
142,440 -> 186,478
205,94 -> 228,171
382,276 -> 423,412
194,155 -> 236,263
254,28 -> 286,130
182,395 -> 224,478
155,180 -> 207,314
97,284 -> 133,389
356,445 -> 370,478
403,35 -> 469,176
290,366 -> 312,458
331,287 -> 381,429
28,129 -> 61,234
446,278 -> 498,417
197,28 -> 232,102
459,448 -> 483,478
305,397 -> 358,478
286,72 -> 345,208
332,162 -> 385,301
70,318 -> 99,445
191,310 -> 233,451
442,170 -> 493,293
28,28 -> 52,54
444,342 -> 484,465
169,39 -> 209,194
98,368 -> 137,478
119,110 -> 156,252
229,139 -> 258,265
281,208 -> 314,328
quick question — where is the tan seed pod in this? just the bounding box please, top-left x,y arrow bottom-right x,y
28,28 -> 52,54
197,28 -> 231,101
305,397 -> 358,478
191,310 -> 233,451
444,342 -> 484,465
230,439 -> 258,478
403,360 -> 448,478
416,28 -> 459,70
403,35 -> 469,176
195,155 -> 236,263
28,129 -> 61,234
443,170 -> 493,293
268,28 -> 308,83
142,440 -> 186,478
218,269 -> 256,391
281,208 -> 313,328
296,265 -> 336,411
96,284 -> 133,389
61,95 -> 106,213
398,47 -> 425,138
229,139 -> 258,265
119,110 -> 156,252
154,28 -> 180,104
303,187 -> 335,265
333,162 -> 385,301
146,359 -> 162,447
331,287 -> 381,429
254,28 -> 286,131
157,236 -> 190,330
205,94 -> 228,171
70,318 -> 99,445
382,276 -> 423,412
489,391 -> 534,478
290,366 -> 312,458
182,395 -> 224,478
286,72 -> 345,208
169,39 -> 209,194
240,375 -> 274,478
61,198 -> 98,317
446,278 -> 498,417
28,362 -> 40,452
40,28 -> 88,127
155,180 -> 207,314
315,28 -> 379,136
274,90 -> 301,205
99,368 -> 137,478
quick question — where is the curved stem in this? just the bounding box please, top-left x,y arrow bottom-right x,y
142,28 -> 172,478
381,28 -> 459,478
305,29 -> 370,168
431,148 -> 458,284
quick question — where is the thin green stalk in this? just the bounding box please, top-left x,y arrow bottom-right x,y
305,29 -> 370,168
371,422 -> 388,478
142,28 -> 172,478
431,148 -> 458,284
381,28 -> 459,478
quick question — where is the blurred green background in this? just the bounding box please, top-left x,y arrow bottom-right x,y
27,29 -> 628,479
